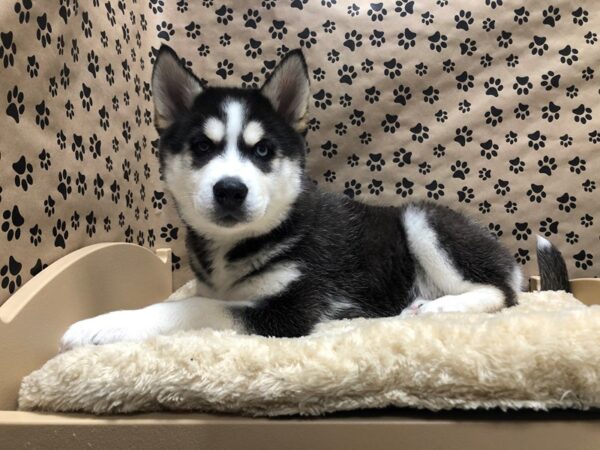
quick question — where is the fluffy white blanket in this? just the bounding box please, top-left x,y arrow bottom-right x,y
18,289 -> 600,416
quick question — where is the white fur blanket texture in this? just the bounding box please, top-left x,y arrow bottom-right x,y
19,289 -> 600,417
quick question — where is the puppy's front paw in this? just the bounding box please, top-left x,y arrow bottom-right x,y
60,310 -> 151,352
400,299 -> 429,317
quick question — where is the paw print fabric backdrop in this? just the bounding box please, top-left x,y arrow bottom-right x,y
0,0 -> 598,305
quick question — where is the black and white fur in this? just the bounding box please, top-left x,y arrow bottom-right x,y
60,46 -> 570,350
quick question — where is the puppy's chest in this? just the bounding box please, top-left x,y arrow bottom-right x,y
191,243 -> 300,302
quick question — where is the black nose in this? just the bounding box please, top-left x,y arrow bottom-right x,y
213,177 -> 248,210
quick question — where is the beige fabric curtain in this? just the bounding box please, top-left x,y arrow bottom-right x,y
0,0 -> 598,305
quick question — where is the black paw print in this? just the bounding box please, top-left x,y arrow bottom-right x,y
44,195 -> 55,217
393,84 -> 411,105
541,102 -> 561,122
558,45 -> 578,65
367,3 -> 387,21
152,191 -> 167,209
369,30 -> 385,47
582,179 -> 596,193
197,43 -> 210,57
367,153 -> 386,171
35,100 -> 50,129
327,49 -> 340,63
359,132 -> 372,145
349,109 -> 365,126
13,156 -> 33,191
415,62 -> 428,76
458,100 -> 471,113
419,162 -> 432,175
571,7 -> 588,26
527,131 -> 546,150
568,156 -> 586,174
494,179 -> 510,196
582,67 -> 594,82
410,123 -> 429,143
560,134 -> 573,147
513,76 -> 532,95
514,248 -> 530,265
343,180 -> 362,199
52,219 -> 68,249
6,86 -> 25,123
514,103 -> 530,120
160,224 -> 179,243
580,214 -> 594,228
542,5 -> 561,27
1,256 -> 22,294
489,223 -> 503,238
496,30 -> 512,48
584,31 -> 597,45
479,200 -> 492,214
322,20 -> 335,34
2,206 -> 24,241
244,38 -> 262,59
541,71 -> 560,90
504,201 -> 518,214
57,169 -> 72,200
454,126 -> 473,147
442,59 -> 455,73
435,110 -> 448,123
395,177 -> 414,198
338,64 -> 357,85
347,153 -> 360,167
334,122 -> 347,136
269,20 -> 287,39
215,5 -> 233,25
512,222 -> 532,241
39,149 -> 51,170
556,193 -> 576,212
565,85 -> 579,99
364,86 -> 380,104
538,156 -> 557,176
14,0 -> 32,24
397,28 -> 416,49
513,6 -> 529,25
321,141 -> 338,158
480,53 -> 493,68
110,180 -> 120,204
381,114 -> 400,133
482,18 -> 495,32
347,3 -> 360,16
383,58 -> 402,79
395,0 -> 414,17
241,72 -> 260,89
428,31 -> 447,52
528,35 -> 548,55
539,218 -> 559,236
508,157 -> 525,174
480,140 -> 499,159
455,10 -> 473,31
566,231 -> 579,245
422,86 -> 439,104
451,160 -> 470,179
572,104 -> 592,124
339,94 -> 352,107
76,172 -> 87,196
85,211 -> 96,237
36,13 -> 52,47
0,31 -> 16,68
361,58 -> 374,72
81,12 -> 92,38
484,77 -> 503,97
573,250 -> 593,270
506,131 -> 518,145
393,148 -> 412,167
455,71 -> 474,91
433,144 -> 446,158
25,55 -> 38,77
484,106 -> 503,126
80,83 -> 93,111
312,68 -> 325,82
344,30 -> 363,51
457,186 -> 474,203
297,27 -> 317,48
368,179 -> 384,196
314,89 -> 333,109
459,38 -> 477,56
589,131 -> 600,144
216,59 -> 234,79
425,180 -> 444,200
506,54 -> 519,68
527,183 -> 546,203
323,170 -> 336,183
94,175 -> 104,200
29,224 -> 42,246
307,117 -> 320,132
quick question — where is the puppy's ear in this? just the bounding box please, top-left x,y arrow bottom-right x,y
151,45 -> 203,132
260,49 -> 310,133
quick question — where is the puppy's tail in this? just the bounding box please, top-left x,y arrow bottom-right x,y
536,235 -> 570,292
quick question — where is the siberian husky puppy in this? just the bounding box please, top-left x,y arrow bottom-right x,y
60,46 -> 569,350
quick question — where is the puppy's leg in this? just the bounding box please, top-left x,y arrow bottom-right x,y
417,286 -> 505,315
60,297 -> 244,351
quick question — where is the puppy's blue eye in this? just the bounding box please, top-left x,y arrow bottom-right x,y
254,140 -> 272,158
192,135 -> 213,152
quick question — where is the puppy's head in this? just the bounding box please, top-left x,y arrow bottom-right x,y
151,46 -> 309,238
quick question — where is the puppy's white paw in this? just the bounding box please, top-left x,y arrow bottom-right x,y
417,296 -> 468,315
400,299 -> 430,317
60,310 -> 153,352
